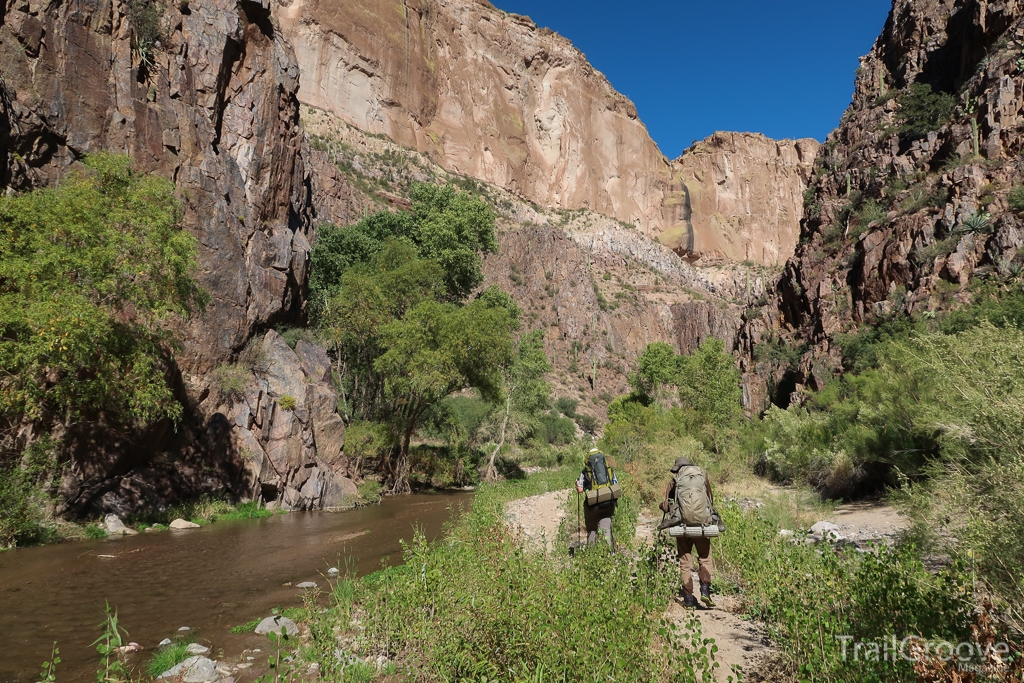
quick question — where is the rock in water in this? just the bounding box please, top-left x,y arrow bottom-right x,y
103,514 -> 138,536
170,519 -> 201,530
254,616 -> 299,636
157,656 -> 217,682
326,567 -> 340,577
296,581 -> 317,589
158,638 -> 173,647
185,643 -> 210,655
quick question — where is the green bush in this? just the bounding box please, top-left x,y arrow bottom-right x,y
278,394 -> 296,411
553,396 -> 578,418
895,83 -> 955,139
211,363 -> 251,399
1008,185 -> 1024,213
715,502 -> 974,682
534,411 -> 576,445
0,153 -> 206,428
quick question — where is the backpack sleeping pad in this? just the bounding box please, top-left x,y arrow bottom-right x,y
584,451 -> 621,506
674,465 -> 713,526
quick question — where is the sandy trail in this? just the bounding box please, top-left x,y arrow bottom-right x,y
504,487 -> 910,682
506,490 -> 772,681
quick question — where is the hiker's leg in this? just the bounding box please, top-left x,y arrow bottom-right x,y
583,504 -> 599,545
695,538 -> 713,585
598,514 -> 612,546
677,537 -> 695,595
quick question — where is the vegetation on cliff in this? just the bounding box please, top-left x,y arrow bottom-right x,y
0,154 -> 206,547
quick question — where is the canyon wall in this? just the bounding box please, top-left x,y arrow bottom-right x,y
0,0 -> 356,513
273,0 -> 817,265
742,0 -> 1024,407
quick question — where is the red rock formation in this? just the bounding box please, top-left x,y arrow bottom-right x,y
273,0 -> 817,265
743,0 -> 1024,407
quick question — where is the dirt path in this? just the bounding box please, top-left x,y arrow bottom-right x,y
506,492 -> 772,681
504,490 -> 909,681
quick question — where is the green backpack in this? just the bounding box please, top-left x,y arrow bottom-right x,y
584,451 -> 622,506
674,465 -> 713,526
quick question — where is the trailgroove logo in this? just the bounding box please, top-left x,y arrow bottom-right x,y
838,635 -> 1012,665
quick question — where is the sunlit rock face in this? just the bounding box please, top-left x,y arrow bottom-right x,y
273,0 -> 817,265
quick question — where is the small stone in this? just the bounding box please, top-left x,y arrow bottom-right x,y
157,656 -> 217,682
170,518 -> 201,529
254,616 -> 298,636
777,529 -> 794,538
326,567 -> 340,577
158,638 -> 173,647
296,581 -> 317,589
809,521 -> 843,541
178,626 -> 191,631
185,643 -> 210,655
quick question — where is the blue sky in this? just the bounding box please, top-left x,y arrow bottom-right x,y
489,0 -> 893,158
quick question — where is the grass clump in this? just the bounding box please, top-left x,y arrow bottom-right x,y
229,618 -> 261,634
145,638 -> 193,678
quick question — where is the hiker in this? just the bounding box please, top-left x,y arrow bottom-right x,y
576,447 -> 619,547
660,456 -> 716,608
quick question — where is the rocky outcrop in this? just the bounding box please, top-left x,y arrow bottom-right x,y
0,0 -> 361,513
743,0 -> 1024,407
664,133 -> 820,264
221,331 -> 357,510
1,0 -> 309,373
273,0 -> 816,265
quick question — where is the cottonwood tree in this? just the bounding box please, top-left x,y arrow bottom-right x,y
375,294 -> 517,493
483,328 -> 551,482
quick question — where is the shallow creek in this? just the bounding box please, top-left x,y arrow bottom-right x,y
0,492 -> 470,681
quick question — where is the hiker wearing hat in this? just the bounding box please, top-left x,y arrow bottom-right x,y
660,456 -> 716,608
576,447 -> 619,547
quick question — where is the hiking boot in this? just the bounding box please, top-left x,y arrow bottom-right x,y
700,582 -> 716,608
678,588 -> 698,608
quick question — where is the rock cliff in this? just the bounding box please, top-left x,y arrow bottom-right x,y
742,0 -> 1024,407
273,0 -> 817,265
0,0 -> 356,513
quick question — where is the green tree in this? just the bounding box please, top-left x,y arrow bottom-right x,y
676,338 -> 742,438
630,341 -> 680,400
374,295 -> 517,492
309,182 -> 497,310
0,153 -> 206,428
483,329 -> 552,482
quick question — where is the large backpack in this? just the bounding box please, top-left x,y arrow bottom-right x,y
584,451 -> 621,506
673,465 -> 713,526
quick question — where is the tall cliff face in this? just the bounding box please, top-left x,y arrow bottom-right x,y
273,0 -> 817,265
0,0 -> 307,374
742,0 -> 1024,406
0,0 -> 361,514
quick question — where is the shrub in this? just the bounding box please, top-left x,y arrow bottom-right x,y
895,83 -> 955,139
211,363 -> 251,399
553,396 -> 578,418
575,412 -> 598,435
534,411 -> 576,445
1008,185 -> 1024,213
278,394 -> 296,411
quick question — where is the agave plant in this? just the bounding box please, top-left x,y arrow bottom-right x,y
958,211 -> 993,234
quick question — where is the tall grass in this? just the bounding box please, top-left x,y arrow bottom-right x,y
300,472 -> 723,682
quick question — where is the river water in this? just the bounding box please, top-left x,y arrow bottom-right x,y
0,492 -> 470,682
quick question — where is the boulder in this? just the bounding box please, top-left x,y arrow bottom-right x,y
103,514 -> 138,536
170,519 -> 201,530
321,472 -> 358,510
259,331 -> 308,405
157,656 -> 217,682
295,340 -> 332,383
254,616 -> 299,636
185,643 -> 210,655
808,521 -> 844,544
